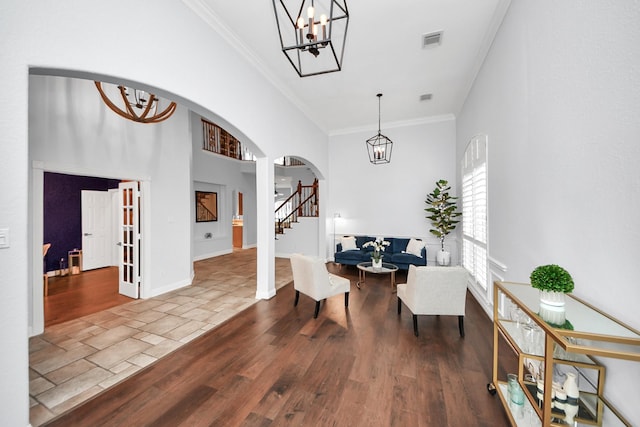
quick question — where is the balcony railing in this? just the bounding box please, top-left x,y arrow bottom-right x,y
202,119 -> 255,161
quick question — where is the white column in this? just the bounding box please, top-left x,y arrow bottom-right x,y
255,157 -> 276,299
0,64 -> 30,427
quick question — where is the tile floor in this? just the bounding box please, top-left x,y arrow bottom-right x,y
29,250 -> 293,426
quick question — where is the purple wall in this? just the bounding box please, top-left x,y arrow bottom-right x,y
43,172 -> 120,272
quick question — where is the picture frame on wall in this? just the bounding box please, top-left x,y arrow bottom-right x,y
195,191 -> 218,222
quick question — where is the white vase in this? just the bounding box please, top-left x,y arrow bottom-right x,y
563,372 -> 579,402
564,401 -> 579,425
372,258 -> 382,269
436,250 -> 450,266
539,302 -> 566,326
540,290 -> 565,307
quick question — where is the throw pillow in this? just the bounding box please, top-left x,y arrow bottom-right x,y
405,238 -> 424,257
341,236 -> 357,251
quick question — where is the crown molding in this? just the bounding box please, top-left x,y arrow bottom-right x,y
181,0 -> 327,133
456,0 -> 511,116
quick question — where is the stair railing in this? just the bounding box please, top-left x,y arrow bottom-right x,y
275,179 -> 318,234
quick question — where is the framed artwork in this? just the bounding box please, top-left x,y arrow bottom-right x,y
196,191 -> 218,222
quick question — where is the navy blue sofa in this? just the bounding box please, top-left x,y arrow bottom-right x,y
334,235 -> 427,270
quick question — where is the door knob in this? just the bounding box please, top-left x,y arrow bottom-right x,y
116,242 -> 122,246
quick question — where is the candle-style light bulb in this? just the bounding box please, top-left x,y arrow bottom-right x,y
307,6 -> 314,39
320,14 -> 327,40
297,17 -> 305,43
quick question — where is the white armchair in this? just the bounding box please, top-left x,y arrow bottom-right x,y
397,265 -> 469,337
290,253 -> 351,318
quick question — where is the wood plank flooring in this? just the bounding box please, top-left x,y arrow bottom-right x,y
45,267 -> 133,327
45,264 -> 513,427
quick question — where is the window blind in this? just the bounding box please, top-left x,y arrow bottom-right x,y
462,135 -> 488,290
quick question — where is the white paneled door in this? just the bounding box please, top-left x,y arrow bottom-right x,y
118,181 -> 141,299
81,190 -> 112,271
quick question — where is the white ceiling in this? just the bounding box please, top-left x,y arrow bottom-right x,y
184,0 -> 510,135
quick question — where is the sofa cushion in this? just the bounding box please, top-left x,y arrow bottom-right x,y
390,252 -> 427,267
405,238 -> 425,257
389,238 -> 409,254
356,235 -> 375,251
335,249 -> 369,263
340,236 -> 357,251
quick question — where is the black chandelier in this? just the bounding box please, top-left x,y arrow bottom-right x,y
272,0 -> 349,77
366,94 -> 393,164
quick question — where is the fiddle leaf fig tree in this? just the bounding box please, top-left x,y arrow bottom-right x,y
425,179 -> 462,251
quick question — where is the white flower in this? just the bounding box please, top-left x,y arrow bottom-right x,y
364,239 -> 390,252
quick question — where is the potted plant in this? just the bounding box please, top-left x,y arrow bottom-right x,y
425,179 -> 461,265
363,238 -> 390,270
530,264 -> 574,310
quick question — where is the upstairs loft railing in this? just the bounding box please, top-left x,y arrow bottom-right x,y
275,179 -> 319,235
203,119 -> 307,168
275,156 -> 306,167
202,119 -> 255,161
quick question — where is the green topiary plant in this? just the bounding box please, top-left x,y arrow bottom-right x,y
530,264 -> 574,293
425,179 -> 461,251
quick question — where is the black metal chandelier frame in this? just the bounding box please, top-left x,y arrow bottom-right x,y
366,94 -> 393,165
272,0 -> 349,77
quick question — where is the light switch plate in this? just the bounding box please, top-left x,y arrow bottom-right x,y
0,228 -> 9,249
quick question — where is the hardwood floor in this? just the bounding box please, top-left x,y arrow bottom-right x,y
45,264 -> 513,427
45,267 -> 133,327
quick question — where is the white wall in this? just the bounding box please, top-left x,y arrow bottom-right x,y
328,118 -> 459,262
191,113 -> 258,260
29,74 -> 193,299
0,1 -> 331,424
275,218 -> 320,258
456,1 -> 640,423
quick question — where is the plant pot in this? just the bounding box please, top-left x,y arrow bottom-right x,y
436,250 -> 450,266
372,258 -> 382,269
539,302 -> 566,326
539,290 -> 565,307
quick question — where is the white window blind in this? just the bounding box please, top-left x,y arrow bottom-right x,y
462,135 -> 488,290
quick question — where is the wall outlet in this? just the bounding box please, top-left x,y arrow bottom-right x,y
204,232 -> 212,239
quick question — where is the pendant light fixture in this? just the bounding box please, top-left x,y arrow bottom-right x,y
272,0 -> 349,77
366,93 -> 393,164
94,81 -> 177,124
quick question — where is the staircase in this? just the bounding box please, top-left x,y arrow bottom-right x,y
275,179 -> 319,235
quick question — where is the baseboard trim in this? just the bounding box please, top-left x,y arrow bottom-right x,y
193,248 -> 233,262
148,277 -> 192,298
255,288 -> 276,300
468,285 -> 493,320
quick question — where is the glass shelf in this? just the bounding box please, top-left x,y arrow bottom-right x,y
492,282 -> 637,427
498,282 -> 640,361
497,381 -> 542,427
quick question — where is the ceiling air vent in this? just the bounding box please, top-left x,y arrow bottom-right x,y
422,31 -> 443,48
419,94 -> 433,101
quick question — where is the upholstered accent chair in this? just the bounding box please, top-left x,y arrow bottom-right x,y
397,265 -> 469,337
290,253 -> 351,318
